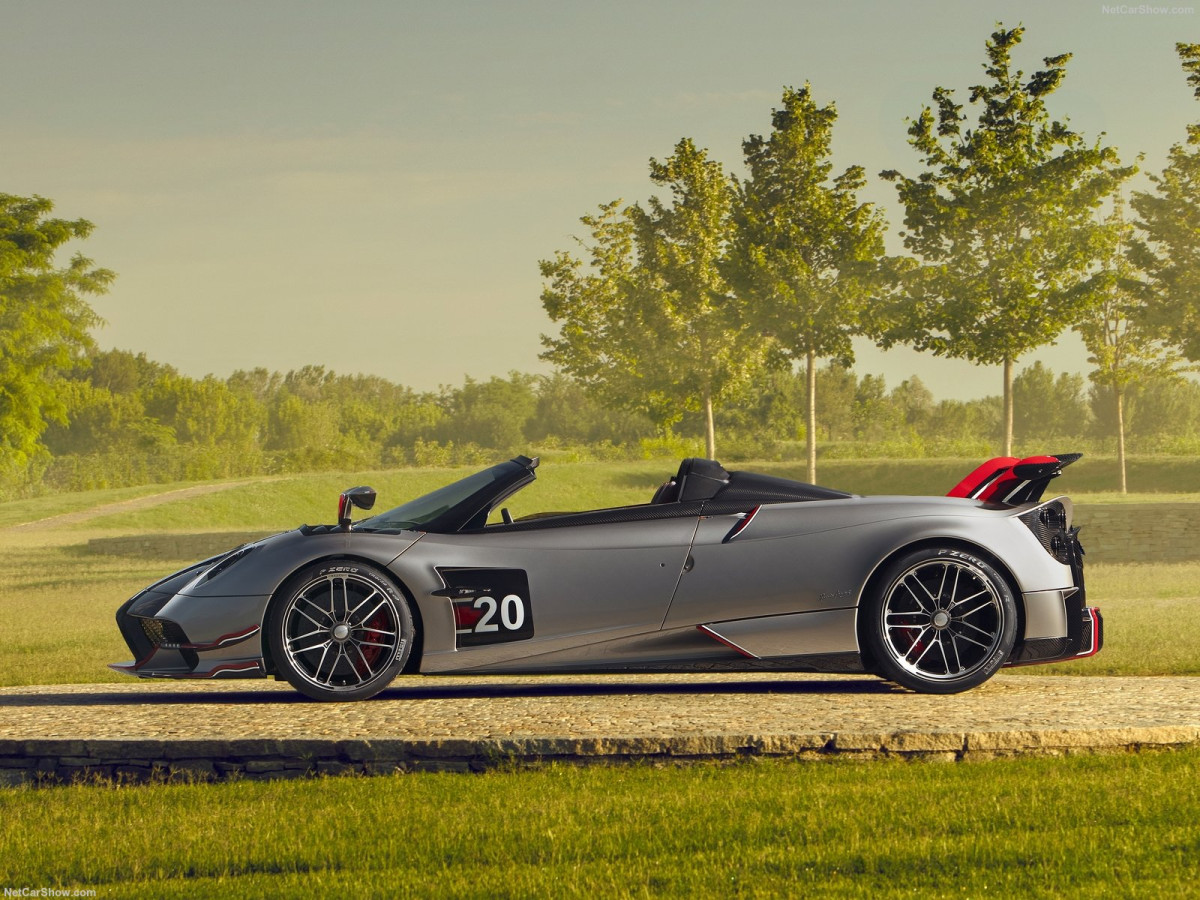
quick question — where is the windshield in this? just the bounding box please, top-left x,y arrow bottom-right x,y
355,461 -> 529,533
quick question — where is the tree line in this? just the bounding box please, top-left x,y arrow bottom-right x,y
4,25 -> 1200,497
541,26 -> 1200,488
10,348 -> 1198,496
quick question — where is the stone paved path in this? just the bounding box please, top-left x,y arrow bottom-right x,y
2,673 -> 1197,782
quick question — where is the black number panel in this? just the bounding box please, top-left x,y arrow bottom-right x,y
436,568 -> 535,648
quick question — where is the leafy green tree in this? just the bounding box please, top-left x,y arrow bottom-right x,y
0,194 -> 112,473
42,380 -> 174,456
853,373 -> 901,442
1011,361 -> 1089,445
881,25 -> 1133,455
1130,43 -> 1200,362
731,85 -> 888,481
526,374 -> 654,446
1089,376 -> 1200,447
813,361 -> 857,441
542,139 -> 763,459
1078,200 -> 1188,491
438,372 -> 538,452
891,376 -> 935,432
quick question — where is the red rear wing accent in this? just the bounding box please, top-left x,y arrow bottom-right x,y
948,454 -> 1080,504
947,457 -> 1018,499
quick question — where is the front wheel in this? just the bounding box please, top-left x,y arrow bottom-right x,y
863,547 -> 1017,694
267,561 -> 414,701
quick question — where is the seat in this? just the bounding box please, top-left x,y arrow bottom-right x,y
649,478 -> 679,504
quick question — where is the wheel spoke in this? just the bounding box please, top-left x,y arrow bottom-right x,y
948,632 -> 964,671
949,628 -> 992,651
910,635 -> 937,667
354,638 -> 394,649
312,642 -> 332,681
322,645 -> 347,685
936,633 -> 951,674
352,642 -> 375,679
291,637 -> 331,656
901,578 -> 935,613
355,627 -> 396,638
947,588 -> 988,612
956,618 -> 997,641
347,588 -> 381,620
955,599 -> 996,620
349,599 -> 388,629
297,598 -> 332,625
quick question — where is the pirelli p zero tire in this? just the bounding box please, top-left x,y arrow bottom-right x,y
267,560 -> 414,702
864,546 -> 1017,694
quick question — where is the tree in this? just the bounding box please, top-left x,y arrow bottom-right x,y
0,194 -> 112,473
731,85 -> 888,482
541,139 -> 763,459
891,375 -> 935,432
438,372 -> 538,452
1011,361 -> 1089,444
1078,200 -> 1189,491
881,25 -> 1133,455
1130,43 -> 1200,362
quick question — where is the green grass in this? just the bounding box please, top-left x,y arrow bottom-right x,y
1016,561 -> 1200,677
29,458 -> 1200,535
0,481 -> 205,528
1,751 -> 1197,898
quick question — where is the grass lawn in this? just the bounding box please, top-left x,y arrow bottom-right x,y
0,751 -> 1196,898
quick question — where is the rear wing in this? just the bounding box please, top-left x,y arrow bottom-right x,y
948,453 -> 1082,505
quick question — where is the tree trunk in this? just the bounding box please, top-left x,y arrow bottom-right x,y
704,391 -> 716,461
1002,357 -> 1014,457
806,350 -> 817,484
1116,385 -> 1127,494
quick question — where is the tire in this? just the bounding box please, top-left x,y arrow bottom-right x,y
267,560 -> 414,702
863,546 -> 1017,694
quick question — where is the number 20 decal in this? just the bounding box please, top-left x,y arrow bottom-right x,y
439,568 -> 535,647
470,593 -> 525,633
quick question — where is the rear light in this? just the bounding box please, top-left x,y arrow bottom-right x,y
1018,501 -> 1076,565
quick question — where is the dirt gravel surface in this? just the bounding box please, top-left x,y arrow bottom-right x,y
2,673 -> 1197,764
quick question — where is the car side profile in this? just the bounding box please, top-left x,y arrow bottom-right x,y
112,454 -> 1101,701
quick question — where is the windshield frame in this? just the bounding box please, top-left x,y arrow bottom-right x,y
355,456 -> 538,534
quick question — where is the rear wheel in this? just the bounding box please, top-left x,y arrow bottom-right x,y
864,547 -> 1016,694
267,561 -> 414,701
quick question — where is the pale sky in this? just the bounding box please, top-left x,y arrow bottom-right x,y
4,0 -> 1197,399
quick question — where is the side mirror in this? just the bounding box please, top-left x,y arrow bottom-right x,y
337,486 -> 377,531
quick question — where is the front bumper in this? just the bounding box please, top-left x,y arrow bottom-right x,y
109,589 -> 269,680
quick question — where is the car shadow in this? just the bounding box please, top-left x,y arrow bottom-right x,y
0,677 -> 901,708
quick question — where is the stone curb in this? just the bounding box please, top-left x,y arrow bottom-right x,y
3,726 -> 1199,785
3,675 -> 1199,785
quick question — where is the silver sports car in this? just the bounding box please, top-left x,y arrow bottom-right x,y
112,454 -> 1101,701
